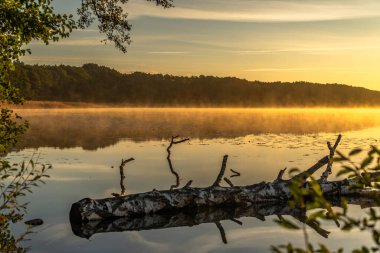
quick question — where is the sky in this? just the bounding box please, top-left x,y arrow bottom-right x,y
21,0 -> 380,91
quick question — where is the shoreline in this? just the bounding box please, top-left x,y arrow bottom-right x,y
3,101 -> 380,110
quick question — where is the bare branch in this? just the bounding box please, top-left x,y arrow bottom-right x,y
292,135 -> 341,182
291,156 -> 329,181
114,157 -> 134,196
78,0 -> 174,52
223,177 -> 234,187
230,169 -> 241,178
274,168 -> 287,183
230,218 -> 243,226
212,155 -> 228,187
173,138 -> 189,145
319,134 -> 342,183
166,136 -> 190,190
182,180 -> 193,189
215,222 -> 227,244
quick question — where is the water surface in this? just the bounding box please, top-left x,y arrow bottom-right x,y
7,108 -> 380,252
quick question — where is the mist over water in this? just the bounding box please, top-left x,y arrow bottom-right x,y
7,108 -> 380,252
15,108 -> 380,150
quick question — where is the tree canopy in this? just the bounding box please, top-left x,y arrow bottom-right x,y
78,0 -> 173,52
0,1 -> 174,250
1,0 -> 174,101
0,0 -> 75,103
0,0 -> 174,151
11,63 -> 380,107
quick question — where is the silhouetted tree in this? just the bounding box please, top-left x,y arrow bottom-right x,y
10,63 -> 380,107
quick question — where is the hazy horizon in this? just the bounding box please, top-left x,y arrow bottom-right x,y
19,0 -> 380,91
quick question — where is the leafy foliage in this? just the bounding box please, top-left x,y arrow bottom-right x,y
77,0 -> 173,52
1,1 -> 75,251
0,157 -> 51,252
0,109 -> 28,154
272,146 -> 380,253
0,0 -> 76,104
1,0 -> 77,155
0,0 -> 175,251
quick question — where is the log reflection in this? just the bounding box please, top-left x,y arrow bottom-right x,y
70,196 -> 373,242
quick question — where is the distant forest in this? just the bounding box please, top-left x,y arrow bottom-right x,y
9,62 -> 380,107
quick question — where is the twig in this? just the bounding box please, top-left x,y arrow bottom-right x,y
215,222 -> 227,244
333,219 -> 340,228
305,219 -> 331,239
230,218 -> 243,226
113,157 -> 134,197
292,135 -> 341,182
120,158 -> 135,168
230,169 -> 241,178
212,155 -> 228,187
224,177 -> 234,187
182,180 -> 193,189
166,136 -> 190,153
291,156 -> 329,181
319,134 -> 342,183
273,168 -> 287,183
291,209 -> 331,239
166,136 -> 190,190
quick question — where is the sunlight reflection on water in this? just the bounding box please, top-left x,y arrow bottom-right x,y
7,108 -> 380,252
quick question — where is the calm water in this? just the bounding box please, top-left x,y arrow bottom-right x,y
7,108 -> 380,252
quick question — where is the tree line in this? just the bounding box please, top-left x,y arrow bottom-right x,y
10,62 -> 380,107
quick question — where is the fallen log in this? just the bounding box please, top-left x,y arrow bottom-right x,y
70,195 -> 378,240
70,134 -> 380,224
70,202 -> 327,239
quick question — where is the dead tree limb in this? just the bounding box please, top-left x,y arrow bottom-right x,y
274,168 -> 287,183
319,134 -> 342,183
70,135 -> 380,224
230,218 -> 243,226
112,158 -> 134,197
230,169 -> 241,178
224,177 -> 234,187
183,180 -> 192,189
215,222 -> 227,244
212,155 -> 228,187
166,136 -> 190,190
71,196 -> 372,240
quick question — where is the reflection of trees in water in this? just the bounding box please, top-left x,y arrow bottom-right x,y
16,109 -> 380,150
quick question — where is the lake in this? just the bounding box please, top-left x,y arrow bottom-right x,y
6,108 -> 380,253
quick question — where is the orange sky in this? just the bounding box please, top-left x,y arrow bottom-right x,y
21,0 -> 380,91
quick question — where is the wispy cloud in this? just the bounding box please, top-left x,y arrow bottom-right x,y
235,46 -> 380,54
243,67 -> 351,72
29,38 -> 103,47
127,0 -> 380,22
146,51 -> 190,55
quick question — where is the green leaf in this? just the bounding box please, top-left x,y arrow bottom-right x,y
270,246 -> 283,253
336,150 -> 349,161
307,210 -> 326,222
274,218 -> 300,230
349,148 -> 363,156
361,156 -> 374,169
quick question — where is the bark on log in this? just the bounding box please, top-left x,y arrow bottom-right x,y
70,196 -> 377,240
70,135 -> 380,224
70,202 -> 319,239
